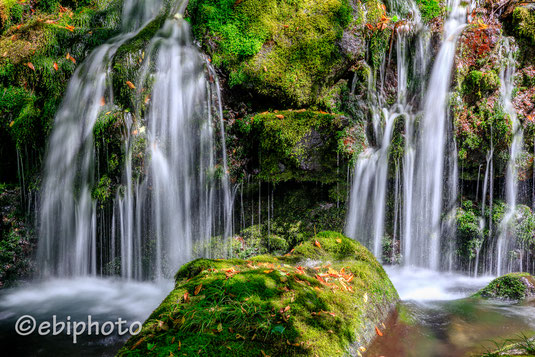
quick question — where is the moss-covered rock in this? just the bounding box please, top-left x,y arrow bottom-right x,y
185,0 -> 399,107
118,232 -> 398,356
474,273 -> 535,301
231,110 -> 363,183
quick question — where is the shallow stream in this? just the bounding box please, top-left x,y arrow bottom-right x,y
366,267 -> 535,357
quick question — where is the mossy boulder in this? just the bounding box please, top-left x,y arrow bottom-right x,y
186,0 -> 396,107
474,273 -> 535,301
231,110 -> 363,183
118,231 -> 398,356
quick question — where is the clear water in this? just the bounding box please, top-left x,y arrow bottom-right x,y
365,268 -> 535,356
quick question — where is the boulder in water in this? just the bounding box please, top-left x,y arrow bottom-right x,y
117,231 -> 398,356
473,273 -> 535,301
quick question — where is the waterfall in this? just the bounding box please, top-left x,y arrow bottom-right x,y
495,38 -> 523,275
347,0 -> 471,269
345,2 -> 424,261
37,0 -> 232,279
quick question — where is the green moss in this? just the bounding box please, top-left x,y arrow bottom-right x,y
513,6 -> 535,44
414,0 -> 442,22
119,232 -> 398,356
187,0 -> 353,106
234,110 -> 350,183
473,273 -> 534,301
0,0 -> 124,185
462,70 -> 501,99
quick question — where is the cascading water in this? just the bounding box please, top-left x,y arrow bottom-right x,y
37,0 -> 232,279
346,0 -> 426,261
403,0 -> 469,269
346,0 -> 471,270
495,38 -> 523,275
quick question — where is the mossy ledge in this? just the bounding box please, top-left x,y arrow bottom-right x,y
473,273 -> 535,301
117,231 -> 398,356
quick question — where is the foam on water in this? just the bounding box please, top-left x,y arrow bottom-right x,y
0,278 -> 172,322
385,266 -> 494,301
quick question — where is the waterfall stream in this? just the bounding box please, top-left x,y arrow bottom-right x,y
495,38 -> 524,276
347,0 -> 471,269
37,0 -> 232,279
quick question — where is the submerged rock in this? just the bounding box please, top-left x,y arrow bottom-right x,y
474,273 -> 535,301
117,231 -> 398,356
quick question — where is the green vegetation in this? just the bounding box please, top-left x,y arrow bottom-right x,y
513,6 -> 535,44
118,232 -> 398,356
186,0 -> 360,106
474,273 -> 535,301
232,110 -> 359,183
0,0 -> 124,184
414,0 -> 442,22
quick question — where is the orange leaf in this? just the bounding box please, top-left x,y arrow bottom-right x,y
66,53 -> 76,64
375,326 -> 383,337
27,62 -> 35,71
264,269 -> 273,274
314,240 -> 321,249
65,25 -> 75,32
336,239 -> 342,243
194,284 -> 203,296
126,81 -> 136,89
275,114 -> 284,119
183,291 -> 190,303
53,62 -> 59,71
9,121 -> 15,127
366,23 -> 374,30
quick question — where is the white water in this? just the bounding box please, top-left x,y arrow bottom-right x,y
386,266 -> 493,301
346,1 -> 470,269
37,0 -> 232,279
495,38 -> 524,276
345,1 -> 425,259
403,0 -> 469,269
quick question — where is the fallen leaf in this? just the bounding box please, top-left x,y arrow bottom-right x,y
65,25 -> 75,32
264,269 -> 273,274
126,81 -> 136,89
183,291 -> 190,303
314,240 -> 321,249
375,326 -> 383,337
275,114 -> 284,119
9,121 -> 15,127
194,284 -> 203,295
27,62 -> 35,71
66,53 -> 76,63
53,62 -> 59,71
